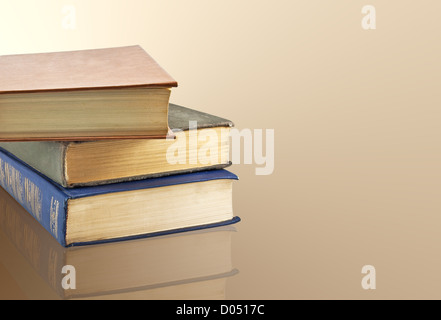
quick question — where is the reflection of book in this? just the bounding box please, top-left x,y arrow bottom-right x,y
0,187 -> 237,300
0,46 -> 177,141
0,104 -> 234,188
0,146 -> 239,247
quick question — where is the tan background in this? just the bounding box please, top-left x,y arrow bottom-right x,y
2,0 -> 441,299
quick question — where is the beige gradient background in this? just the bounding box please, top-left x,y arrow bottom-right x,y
2,0 -> 441,299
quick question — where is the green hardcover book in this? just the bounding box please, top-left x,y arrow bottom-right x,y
0,104 -> 233,188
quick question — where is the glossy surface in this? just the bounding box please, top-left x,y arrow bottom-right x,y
2,0 -> 441,300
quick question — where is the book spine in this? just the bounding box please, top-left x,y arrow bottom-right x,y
0,142 -> 67,187
0,148 -> 68,247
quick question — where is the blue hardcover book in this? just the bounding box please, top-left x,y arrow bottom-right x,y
0,147 -> 240,247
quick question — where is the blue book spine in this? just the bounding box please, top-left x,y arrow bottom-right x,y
0,148 -> 68,247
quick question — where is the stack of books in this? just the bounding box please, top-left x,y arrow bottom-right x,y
0,46 -> 240,247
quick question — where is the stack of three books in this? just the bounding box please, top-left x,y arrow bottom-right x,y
0,46 -> 239,247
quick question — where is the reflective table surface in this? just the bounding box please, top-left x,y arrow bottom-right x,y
2,0 -> 441,300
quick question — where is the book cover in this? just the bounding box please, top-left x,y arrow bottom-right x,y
0,147 -> 240,247
0,104 -> 234,188
0,45 -> 177,94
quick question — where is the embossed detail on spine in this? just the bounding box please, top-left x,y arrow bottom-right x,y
50,197 -> 60,236
0,157 -> 43,221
